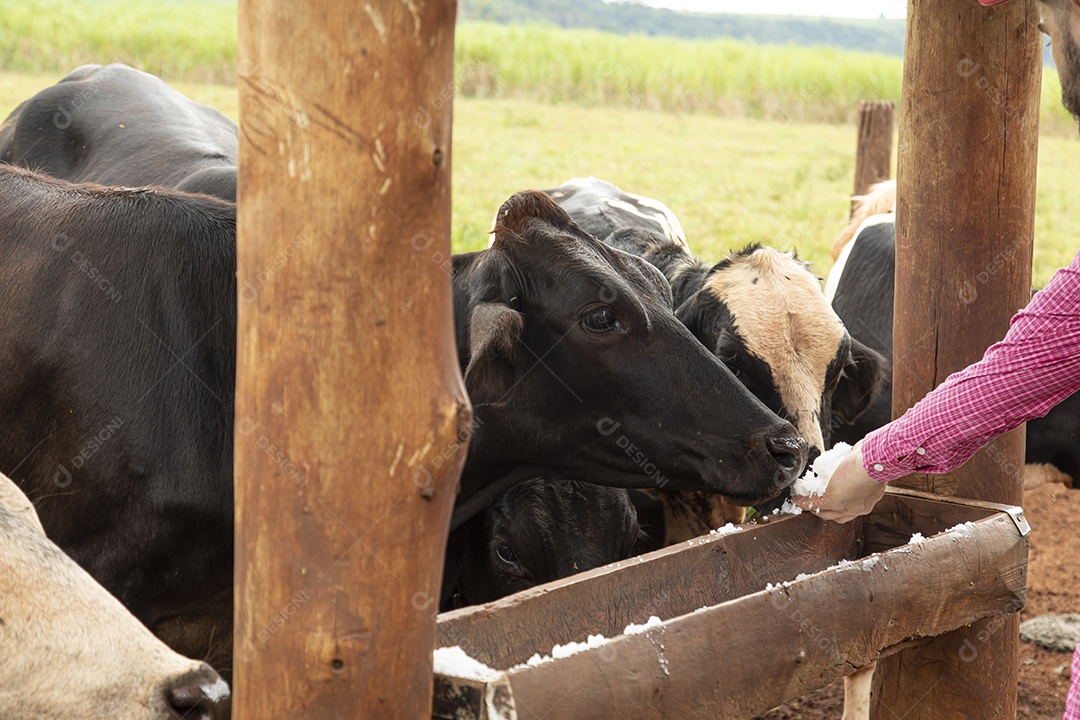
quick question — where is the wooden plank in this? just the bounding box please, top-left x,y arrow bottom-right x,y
234,1 -> 465,717
880,0 -> 1041,715
498,512 -> 1027,719
863,486 -> 1023,553
851,99 -> 894,216
438,514 -> 860,668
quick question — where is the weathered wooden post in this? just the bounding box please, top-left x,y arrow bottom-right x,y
851,100 -> 894,215
234,1 -> 467,717
873,1 -> 1041,717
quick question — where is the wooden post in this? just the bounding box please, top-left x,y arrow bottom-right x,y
874,1 -> 1041,718
851,100 -> 894,215
234,1 -> 467,718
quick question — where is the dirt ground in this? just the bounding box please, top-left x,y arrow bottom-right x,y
758,482 -> 1079,720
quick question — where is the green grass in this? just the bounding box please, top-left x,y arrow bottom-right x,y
0,0 -> 237,84
2,71 -> 1073,287
1,1 -> 1074,133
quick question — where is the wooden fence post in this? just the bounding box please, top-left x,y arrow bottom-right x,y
851,100 -> 894,215
873,1 -> 1041,718
234,1 -> 468,717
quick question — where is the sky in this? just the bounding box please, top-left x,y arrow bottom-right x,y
639,1 -> 907,20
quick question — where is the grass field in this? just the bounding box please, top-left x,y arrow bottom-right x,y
2,0 -> 1075,133
2,70 -> 1074,287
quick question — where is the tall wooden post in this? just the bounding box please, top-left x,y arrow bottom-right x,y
234,1 -> 467,718
851,100 -> 894,215
873,1 -> 1040,718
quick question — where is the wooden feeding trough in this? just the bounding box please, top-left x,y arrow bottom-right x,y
433,488 -> 1029,720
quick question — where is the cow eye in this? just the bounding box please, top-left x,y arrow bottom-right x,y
581,307 -> 623,334
495,542 -> 519,566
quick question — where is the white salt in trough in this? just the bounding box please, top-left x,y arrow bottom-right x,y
433,487 -> 1029,719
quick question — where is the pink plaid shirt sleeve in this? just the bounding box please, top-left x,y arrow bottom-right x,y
862,250 -> 1080,482
1066,642 -> 1080,720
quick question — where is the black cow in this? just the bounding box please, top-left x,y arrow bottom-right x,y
828,199 -> 1080,483
444,478 -> 664,610
450,189 -> 808,528
545,178 -> 887,540
0,64 -> 237,201
0,166 -> 236,671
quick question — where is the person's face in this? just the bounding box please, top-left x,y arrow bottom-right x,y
1040,0 -> 1080,123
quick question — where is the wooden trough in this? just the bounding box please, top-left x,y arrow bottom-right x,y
433,487 -> 1029,720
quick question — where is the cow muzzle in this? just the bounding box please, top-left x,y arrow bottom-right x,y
763,425 -> 809,489
166,664 -> 230,720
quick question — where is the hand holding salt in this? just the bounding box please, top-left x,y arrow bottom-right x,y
790,439 -> 887,524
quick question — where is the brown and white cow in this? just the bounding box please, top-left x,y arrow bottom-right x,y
547,177 -> 888,541
0,471 -> 230,719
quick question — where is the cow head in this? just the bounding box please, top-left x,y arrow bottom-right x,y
454,478 -> 640,606
454,192 -> 807,519
0,474 -> 230,720
676,244 -> 887,461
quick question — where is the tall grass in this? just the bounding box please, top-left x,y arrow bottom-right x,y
0,0 -> 237,84
456,22 -> 903,125
1,0 -> 1073,133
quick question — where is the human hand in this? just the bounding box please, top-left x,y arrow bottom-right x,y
792,440 -> 887,523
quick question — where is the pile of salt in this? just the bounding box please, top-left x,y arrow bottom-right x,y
791,441 -> 853,498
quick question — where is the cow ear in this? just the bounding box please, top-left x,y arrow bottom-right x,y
464,302 -> 525,405
832,339 -> 889,425
492,190 -> 589,246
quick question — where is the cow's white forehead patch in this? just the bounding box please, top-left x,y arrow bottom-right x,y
707,248 -> 845,451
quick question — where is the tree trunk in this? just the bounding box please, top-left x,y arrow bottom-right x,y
234,1 -> 468,717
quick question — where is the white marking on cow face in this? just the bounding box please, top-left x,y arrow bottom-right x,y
707,248 -> 845,453
0,472 -> 225,720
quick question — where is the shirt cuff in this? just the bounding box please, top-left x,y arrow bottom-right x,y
861,424 -> 923,483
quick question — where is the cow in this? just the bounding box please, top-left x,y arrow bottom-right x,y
0,170 -> 803,677
0,471 -> 230,720
828,180 -> 1079,486
444,478 -> 664,610
0,63 -> 237,201
450,189 -> 808,527
0,166 -> 237,673
545,177 -> 888,541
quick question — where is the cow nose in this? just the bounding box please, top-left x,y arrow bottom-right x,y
167,664 -> 231,720
764,427 -> 809,483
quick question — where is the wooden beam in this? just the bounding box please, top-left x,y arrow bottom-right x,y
878,0 -> 1041,717
234,1 -> 466,717
434,490 -> 1028,719
439,513 -> 861,668
851,99 -> 894,216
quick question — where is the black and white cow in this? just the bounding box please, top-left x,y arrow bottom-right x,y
545,178 -> 887,540
0,64 -> 237,201
1,470 -> 230,719
444,479 -> 664,609
828,180 -> 1079,486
